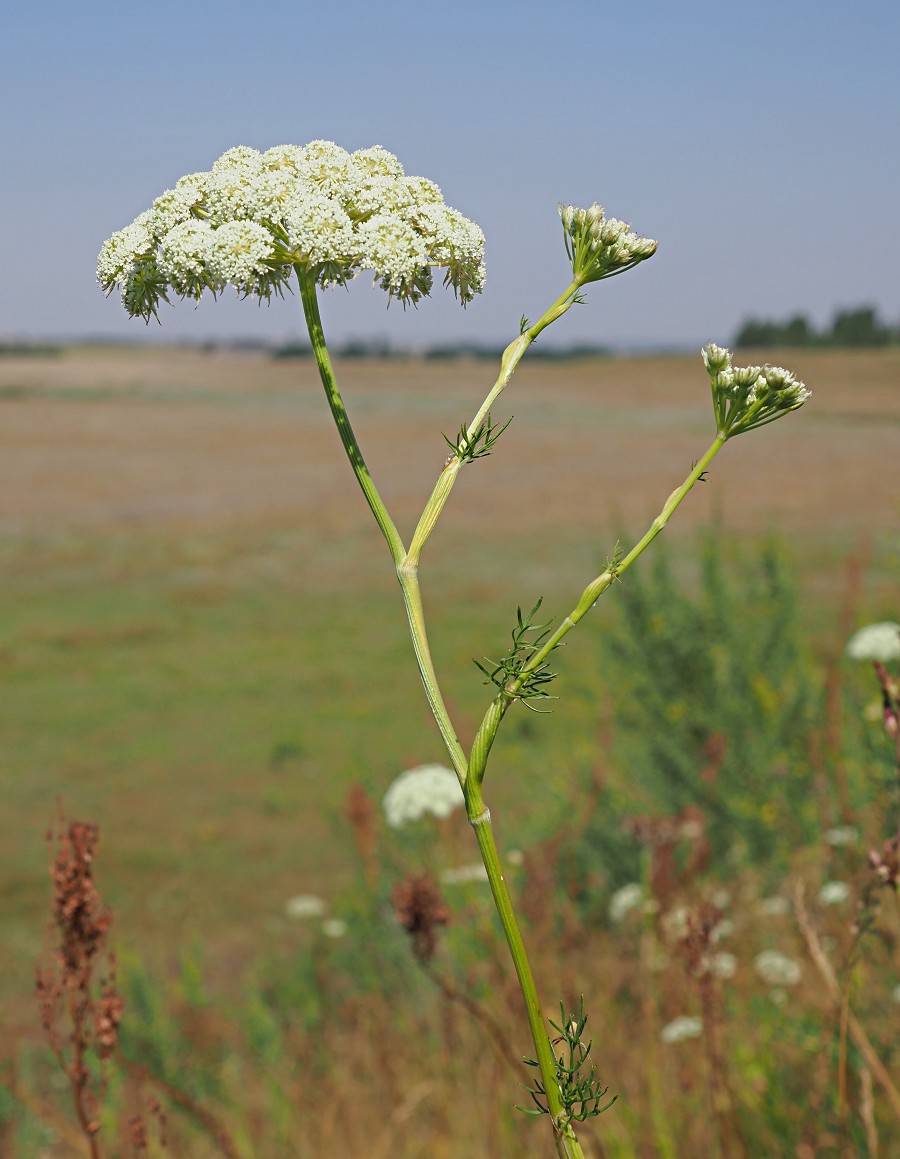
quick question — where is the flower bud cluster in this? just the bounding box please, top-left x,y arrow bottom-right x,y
702,343 -> 811,437
98,142 -> 486,321
558,203 -> 657,285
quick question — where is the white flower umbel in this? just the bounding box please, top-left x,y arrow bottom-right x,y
98,140 -> 486,321
285,894 -> 327,920
754,949 -> 801,987
846,622 -> 900,662
440,863 -> 490,885
382,763 -> 463,829
818,881 -> 851,906
660,1016 -> 703,1045
824,825 -> 860,847
608,882 -> 644,923
702,343 -> 810,438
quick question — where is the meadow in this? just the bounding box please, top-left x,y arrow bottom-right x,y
1,345 -> 899,1157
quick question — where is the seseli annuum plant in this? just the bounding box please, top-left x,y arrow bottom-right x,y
98,140 -> 810,1158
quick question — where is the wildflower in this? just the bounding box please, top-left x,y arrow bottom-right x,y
440,863 -> 489,884
891,984 -> 900,1004
660,1016 -> 703,1044
846,622 -> 900,662
758,896 -> 791,917
382,763 -> 463,828
818,881 -> 850,906
608,882 -> 644,923
660,906 -> 689,940
754,949 -> 801,987
824,826 -> 859,847
98,141 -> 486,321
702,343 -> 810,437
321,918 -> 347,939
708,951 -> 737,980
284,894 -> 327,920
559,202 -> 657,285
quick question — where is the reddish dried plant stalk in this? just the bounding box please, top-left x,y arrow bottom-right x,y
36,818 -> 125,1159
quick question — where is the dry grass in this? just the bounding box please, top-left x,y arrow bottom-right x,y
1,346 -> 897,541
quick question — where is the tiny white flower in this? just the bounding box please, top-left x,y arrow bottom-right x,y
321,918 -> 348,938
285,894 -> 327,920
846,622 -> 900,662
660,906 -> 689,940
891,984 -> 900,1004
754,949 -> 801,987
382,763 -> 463,828
440,863 -> 489,885
758,896 -> 791,917
506,848 -> 525,867
818,881 -> 850,906
660,1016 -> 703,1044
708,951 -> 737,979
824,826 -> 859,847
608,882 -> 644,923
710,918 -> 734,943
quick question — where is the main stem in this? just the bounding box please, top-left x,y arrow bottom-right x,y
299,270 -> 585,1156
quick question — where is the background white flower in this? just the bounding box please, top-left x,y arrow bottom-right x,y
754,949 -> 801,987
382,763 -> 463,828
823,826 -> 859,847
285,894 -> 327,920
660,1016 -> 703,1044
440,863 -> 489,885
818,881 -> 850,906
758,896 -> 791,917
608,882 -> 644,923
846,622 -> 900,661
321,918 -> 348,939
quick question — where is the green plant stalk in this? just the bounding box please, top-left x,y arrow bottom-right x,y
296,269 -> 406,568
469,433 -> 729,783
470,806 -> 586,1159
297,268 -> 468,783
299,268 -> 588,1156
406,280 -> 581,566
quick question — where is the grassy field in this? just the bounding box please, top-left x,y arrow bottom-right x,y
1,345 -> 898,1156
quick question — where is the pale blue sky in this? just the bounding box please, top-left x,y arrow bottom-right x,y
1,0 -> 897,348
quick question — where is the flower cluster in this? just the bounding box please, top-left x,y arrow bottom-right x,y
97,142 -> 486,321
660,1015 -> 703,1045
754,949 -> 801,987
702,343 -> 811,437
558,203 -> 657,285
846,621 -> 900,662
382,764 -> 463,828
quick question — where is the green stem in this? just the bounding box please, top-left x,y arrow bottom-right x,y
469,804 -> 586,1158
296,268 -> 406,567
470,432 -> 728,783
298,267 -> 587,1155
397,562 -> 468,785
296,269 -> 467,786
406,280 -> 581,566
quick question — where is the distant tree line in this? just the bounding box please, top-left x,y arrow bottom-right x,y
734,305 -> 899,349
271,339 -> 611,361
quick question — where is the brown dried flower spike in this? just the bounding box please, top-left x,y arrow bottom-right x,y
36,818 -> 124,1159
392,873 -> 450,964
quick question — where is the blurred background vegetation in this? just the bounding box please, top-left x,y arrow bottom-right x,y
1,346 -> 898,1157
